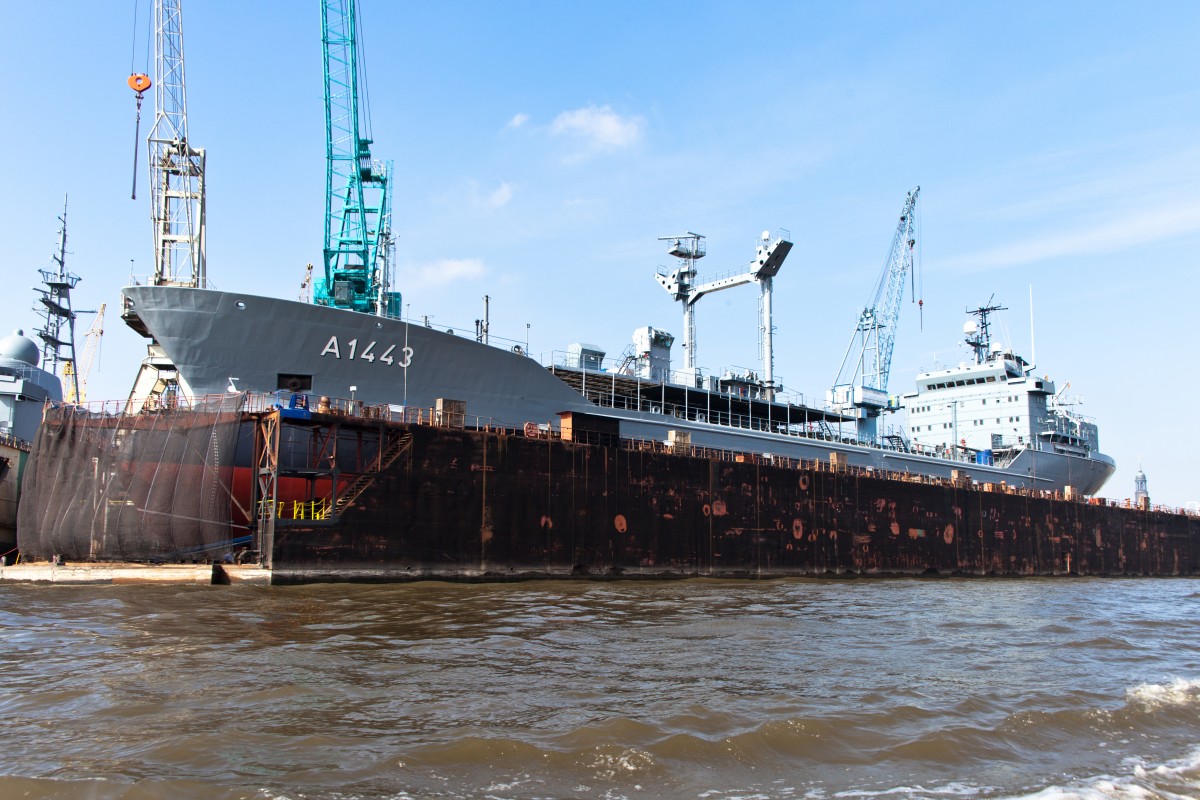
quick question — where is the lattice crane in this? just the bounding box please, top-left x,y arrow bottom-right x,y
316,0 -> 396,317
144,0 -> 206,287
122,0 -> 204,413
830,187 -> 921,440
64,304 -> 105,404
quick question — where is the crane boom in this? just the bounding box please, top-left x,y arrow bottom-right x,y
833,187 -> 920,392
829,186 -> 920,442
146,0 -> 206,287
316,0 -> 396,317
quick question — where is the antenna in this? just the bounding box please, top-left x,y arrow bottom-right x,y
1029,284 -> 1036,370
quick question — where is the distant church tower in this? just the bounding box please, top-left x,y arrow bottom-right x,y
1134,464 -> 1149,508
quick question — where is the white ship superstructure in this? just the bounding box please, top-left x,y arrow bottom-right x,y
903,301 -> 1108,483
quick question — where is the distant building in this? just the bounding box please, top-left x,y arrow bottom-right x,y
1134,465 -> 1149,508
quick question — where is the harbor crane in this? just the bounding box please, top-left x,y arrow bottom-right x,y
63,304 -> 105,404
829,186 -> 921,442
316,0 -> 396,317
124,0 -> 204,411
655,230 -> 792,398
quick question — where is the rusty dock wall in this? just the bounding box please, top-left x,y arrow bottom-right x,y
263,420 -> 1200,583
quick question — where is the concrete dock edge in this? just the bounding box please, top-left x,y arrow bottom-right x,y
0,562 -> 272,585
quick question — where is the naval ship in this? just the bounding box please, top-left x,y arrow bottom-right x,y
0,329 -> 62,556
120,232 -> 1115,497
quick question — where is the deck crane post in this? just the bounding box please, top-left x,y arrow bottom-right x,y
655,230 -> 792,397
316,0 -> 396,317
829,186 -> 920,444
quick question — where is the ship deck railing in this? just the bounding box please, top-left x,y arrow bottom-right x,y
570,385 -> 1022,471
0,430 -> 32,452
56,390 -> 1021,474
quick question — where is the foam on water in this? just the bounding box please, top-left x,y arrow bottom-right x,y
1124,679 -> 1200,711
995,747 -> 1200,800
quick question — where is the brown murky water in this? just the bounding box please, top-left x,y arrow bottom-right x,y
1,578 -> 1198,799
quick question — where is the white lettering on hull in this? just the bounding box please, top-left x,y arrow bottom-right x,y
320,335 -> 412,368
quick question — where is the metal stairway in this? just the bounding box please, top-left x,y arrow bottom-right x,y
324,430 -> 413,518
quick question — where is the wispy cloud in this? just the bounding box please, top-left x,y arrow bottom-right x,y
934,142 -> 1200,273
505,112 -> 530,130
463,180 -> 513,209
485,182 -> 512,208
400,258 -> 486,288
940,201 -> 1200,272
550,105 -> 643,157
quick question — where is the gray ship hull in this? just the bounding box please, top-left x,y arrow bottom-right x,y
122,285 -> 592,426
122,286 -> 1115,495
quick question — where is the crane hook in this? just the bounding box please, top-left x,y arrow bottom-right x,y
128,74 -> 152,200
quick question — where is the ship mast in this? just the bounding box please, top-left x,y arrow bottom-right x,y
34,197 -> 83,402
964,298 -> 1006,365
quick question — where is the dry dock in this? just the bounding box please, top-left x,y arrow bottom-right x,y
13,396 -> 1200,583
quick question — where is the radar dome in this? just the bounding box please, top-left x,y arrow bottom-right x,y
0,329 -> 39,366
963,321 -> 978,335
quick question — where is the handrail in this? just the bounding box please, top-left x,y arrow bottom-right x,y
0,430 -> 32,452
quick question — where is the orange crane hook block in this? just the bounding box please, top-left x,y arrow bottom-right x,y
128,73 -> 152,95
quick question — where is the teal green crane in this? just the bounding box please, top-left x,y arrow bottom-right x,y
317,0 -> 397,316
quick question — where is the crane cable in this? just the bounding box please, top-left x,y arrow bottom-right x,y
127,0 -> 152,199
916,194 -> 924,330
355,4 -> 373,143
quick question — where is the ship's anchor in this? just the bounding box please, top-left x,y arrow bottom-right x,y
127,73 -> 152,200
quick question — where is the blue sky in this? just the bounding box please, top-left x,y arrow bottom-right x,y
3,1 -> 1199,506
